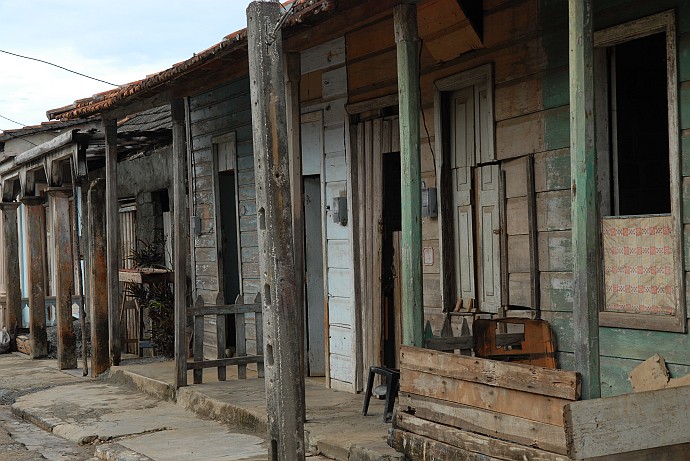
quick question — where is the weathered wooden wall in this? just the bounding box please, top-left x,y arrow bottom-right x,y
188,77 -> 258,359
342,0 -> 690,396
300,37 -> 353,391
533,0 -> 690,396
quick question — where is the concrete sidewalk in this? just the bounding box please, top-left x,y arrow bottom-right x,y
110,360 -> 402,460
3,354 -> 401,460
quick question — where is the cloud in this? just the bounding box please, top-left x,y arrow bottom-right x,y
0,0 -> 250,130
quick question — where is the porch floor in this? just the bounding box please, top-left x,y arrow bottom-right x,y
111,358 -> 402,461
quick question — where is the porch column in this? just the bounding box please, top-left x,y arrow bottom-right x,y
21,196 -> 48,358
0,202 -> 21,350
48,187 -> 77,369
171,98 -> 189,388
569,0 -> 601,399
285,52 -> 308,399
247,2 -> 306,459
395,2 -> 424,347
104,118 -> 121,366
88,179 -> 109,376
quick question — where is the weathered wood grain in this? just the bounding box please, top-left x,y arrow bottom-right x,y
389,428 -> 504,461
400,346 -> 580,400
564,385 -> 690,459
400,368 -> 569,426
394,406 -> 569,459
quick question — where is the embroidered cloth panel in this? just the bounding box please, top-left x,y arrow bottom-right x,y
602,215 -> 676,316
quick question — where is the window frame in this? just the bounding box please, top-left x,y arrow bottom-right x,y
594,10 -> 686,332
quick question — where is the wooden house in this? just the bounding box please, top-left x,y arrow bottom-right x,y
0,108 -> 174,373
41,0 -> 690,402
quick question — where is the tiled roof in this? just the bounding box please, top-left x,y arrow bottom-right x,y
47,0 -> 334,121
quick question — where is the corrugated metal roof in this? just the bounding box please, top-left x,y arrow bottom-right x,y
47,0 -> 334,121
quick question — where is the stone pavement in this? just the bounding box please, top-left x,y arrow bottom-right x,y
1,354 -> 402,460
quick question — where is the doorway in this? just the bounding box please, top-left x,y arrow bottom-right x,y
219,171 -> 239,350
381,153 -> 401,368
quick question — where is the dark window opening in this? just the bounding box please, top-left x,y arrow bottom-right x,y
612,32 -> 669,216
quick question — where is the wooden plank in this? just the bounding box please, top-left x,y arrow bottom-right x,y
564,385 -> 690,459
583,442 -> 690,461
536,190 -> 572,231
538,231 -> 572,272
187,303 -> 262,316
395,407 -> 568,459
508,234 -> 530,273
389,428 -> 503,461
509,272 -> 532,308
186,355 -> 264,370
506,197 -> 529,235
401,368 -> 568,426
400,346 -> 580,400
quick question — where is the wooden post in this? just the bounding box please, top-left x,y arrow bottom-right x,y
104,118 -> 121,366
21,196 -> 48,358
395,2 -> 424,347
247,2 -> 306,459
88,179 -> 109,376
569,0 -> 600,399
285,50 -> 308,419
0,202 -> 21,350
172,98 -> 189,389
48,187 -> 77,370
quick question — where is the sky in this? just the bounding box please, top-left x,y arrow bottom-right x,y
0,0 -> 256,132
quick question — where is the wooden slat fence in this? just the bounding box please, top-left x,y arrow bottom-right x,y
187,293 -> 264,384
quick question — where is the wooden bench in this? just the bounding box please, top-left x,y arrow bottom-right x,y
186,293 -> 264,384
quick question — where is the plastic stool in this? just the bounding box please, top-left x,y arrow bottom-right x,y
361,366 -> 400,423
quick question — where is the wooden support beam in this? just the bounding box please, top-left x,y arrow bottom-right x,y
172,98 -> 189,389
88,179 -> 109,377
285,51 -> 308,395
21,196 -> 48,358
568,0 -> 600,399
104,118 -> 121,366
48,187 -> 77,370
395,3 -> 424,347
0,202 -> 21,351
247,2 -> 306,459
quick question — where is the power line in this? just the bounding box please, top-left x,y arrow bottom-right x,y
0,114 -> 39,147
0,113 -> 26,127
0,49 -> 120,87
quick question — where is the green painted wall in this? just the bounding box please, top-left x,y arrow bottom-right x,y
537,0 -> 690,396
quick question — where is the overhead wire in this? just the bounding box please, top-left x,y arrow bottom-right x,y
0,114 -> 39,146
0,49 -> 120,87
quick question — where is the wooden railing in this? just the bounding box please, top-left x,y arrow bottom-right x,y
186,293 -> 264,384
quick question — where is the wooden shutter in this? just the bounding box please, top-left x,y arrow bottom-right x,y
451,88 -> 476,302
475,80 -> 495,164
476,164 -> 502,313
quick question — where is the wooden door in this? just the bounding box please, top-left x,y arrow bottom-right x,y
476,164 -> 501,313
303,176 -> 325,376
